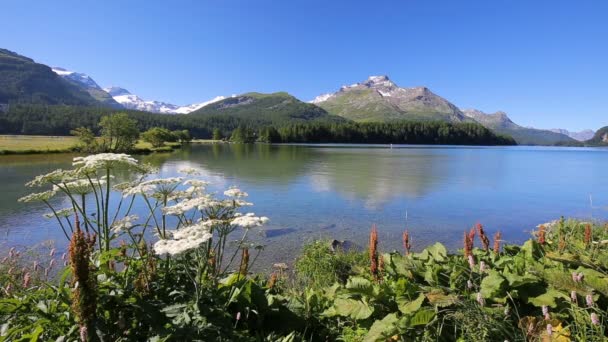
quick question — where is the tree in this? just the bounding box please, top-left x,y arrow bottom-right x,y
230,126 -> 255,143
141,127 -> 174,148
70,127 -> 97,151
172,129 -> 192,144
99,113 -> 139,152
212,128 -> 222,141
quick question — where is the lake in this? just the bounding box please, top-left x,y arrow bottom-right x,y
1,144 -> 607,267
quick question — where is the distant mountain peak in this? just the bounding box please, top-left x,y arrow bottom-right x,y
549,128 -> 595,141
103,86 -> 132,97
52,67 -> 101,90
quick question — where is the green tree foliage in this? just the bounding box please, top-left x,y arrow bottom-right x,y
212,128 -> 222,141
141,127 -> 174,148
99,113 -> 139,152
172,129 -> 191,143
230,126 -> 256,143
70,126 -> 96,151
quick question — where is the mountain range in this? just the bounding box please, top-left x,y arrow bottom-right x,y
0,48 -> 600,145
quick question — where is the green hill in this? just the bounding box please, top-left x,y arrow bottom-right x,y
585,126 -> 608,145
189,91 -> 345,125
0,49 -> 101,106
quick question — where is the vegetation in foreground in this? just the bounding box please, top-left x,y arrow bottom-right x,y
1,153 -> 606,341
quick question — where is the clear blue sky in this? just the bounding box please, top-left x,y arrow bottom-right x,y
1,0 -> 607,131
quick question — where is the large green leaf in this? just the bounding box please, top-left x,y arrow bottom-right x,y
409,309 -> 435,326
330,298 -> 374,320
345,276 -> 373,296
426,242 -> 448,262
528,289 -> 568,308
363,313 -> 399,342
398,293 -> 425,314
480,270 -> 506,299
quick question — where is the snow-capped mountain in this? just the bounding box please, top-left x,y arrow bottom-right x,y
102,87 -> 230,114
52,67 -> 122,108
310,75 -> 466,122
52,67 -> 101,89
548,128 -> 595,142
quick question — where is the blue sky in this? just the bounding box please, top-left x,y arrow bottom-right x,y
1,0 -> 607,131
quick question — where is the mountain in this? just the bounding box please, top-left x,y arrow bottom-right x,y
585,126 -> 608,145
0,48 -> 102,106
549,128 -> 595,142
52,67 -> 121,108
189,91 -> 344,124
311,75 -> 469,123
462,109 -> 576,145
102,86 -> 228,114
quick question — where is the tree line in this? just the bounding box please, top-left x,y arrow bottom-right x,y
0,104 -> 516,145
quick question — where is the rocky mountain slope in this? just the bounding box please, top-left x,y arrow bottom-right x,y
311,75 -> 469,123
549,128 -> 595,142
462,109 -> 576,145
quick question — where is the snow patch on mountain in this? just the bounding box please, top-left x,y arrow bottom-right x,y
102,87 -> 230,114
52,67 -> 101,90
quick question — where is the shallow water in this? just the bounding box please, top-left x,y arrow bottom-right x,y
1,144 -> 607,268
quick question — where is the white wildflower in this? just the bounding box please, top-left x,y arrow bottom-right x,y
162,196 -> 210,215
122,183 -> 157,198
224,187 -> 248,198
111,215 -> 139,233
54,178 -> 105,195
153,221 -> 213,255
179,167 -> 201,175
73,153 -> 139,173
43,207 -> 73,219
230,213 -> 269,228
26,169 -> 74,187
142,177 -> 183,186
18,190 -> 57,203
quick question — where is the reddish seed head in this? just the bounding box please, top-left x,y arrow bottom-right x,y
464,231 -> 473,258
493,231 -> 502,254
369,225 -> 379,279
402,230 -> 411,255
538,225 -> 546,245
584,224 -> 592,246
476,224 -> 490,251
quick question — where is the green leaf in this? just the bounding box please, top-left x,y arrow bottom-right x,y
503,272 -> 540,287
345,277 -> 373,296
331,298 -> 374,320
528,289 -> 568,308
480,270 -> 506,299
409,309 -> 435,326
398,293 -> 425,314
426,242 -> 448,262
363,313 -> 399,342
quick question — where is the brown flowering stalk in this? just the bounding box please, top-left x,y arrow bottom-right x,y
476,224 -> 490,251
403,230 -> 412,255
369,225 -> 379,280
267,272 -> 278,289
239,248 -> 250,276
464,231 -> 473,258
493,231 -> 502,255
69,214 -> 97,342
134,243 -> 156,295
584,224 -> 592,246
558,234 -> 566,252
538,225 -> 546,245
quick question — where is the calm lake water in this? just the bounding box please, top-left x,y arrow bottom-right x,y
1,144 -> 607,266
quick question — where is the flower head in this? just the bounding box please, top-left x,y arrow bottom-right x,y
591,313 -> 600,325
111,215 -> 139,234
18,190 -> 57,203
230,213 -> 269,228
224,187 -> 248,198
73,153 -> 140,173
153,221 -> 214,255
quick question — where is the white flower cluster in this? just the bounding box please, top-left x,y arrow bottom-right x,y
162,195 -> 217,215
73,153 -> 139,171
224,187 -> 248,198
121,183 -> 157,198
153,220 -> 214,255
230,213 -> 269,228
18,190 -> 57,203
179,167 -> 202,175
53,178 -> 106,196
43,207 -> 74,219
111,215 -> 139,234
26,169 -> 74,187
